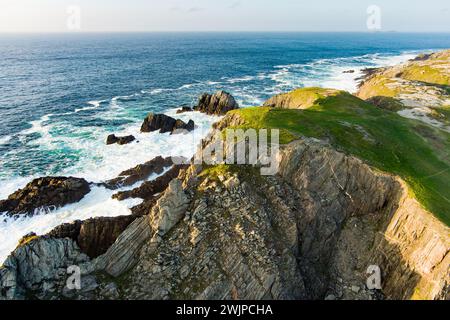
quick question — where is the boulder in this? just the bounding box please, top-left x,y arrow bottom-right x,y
194,91 -> 239,115
0,177 -> 91,216
140,113 -> 195,134
343,70 -> 355,74
106,134 -> 135,145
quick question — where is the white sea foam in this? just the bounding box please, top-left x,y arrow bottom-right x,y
0,185 -> 136,264
74,100 -> 103,113
0,105 -> 219,264
0,135 -> 12,145
271,51 -> 420,93
0,49 -> 430,264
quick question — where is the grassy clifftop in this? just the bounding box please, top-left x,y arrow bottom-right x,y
357,50 -> 450,129
226,88 -> 450,225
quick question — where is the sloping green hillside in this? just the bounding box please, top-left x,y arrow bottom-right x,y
227,88 -> 450,225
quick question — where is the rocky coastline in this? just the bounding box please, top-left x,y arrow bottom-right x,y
0,55 -> 449,300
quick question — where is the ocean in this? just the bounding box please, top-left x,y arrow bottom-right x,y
0,32 -> 449,263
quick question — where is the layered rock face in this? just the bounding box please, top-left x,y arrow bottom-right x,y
195,91 -> 239,115
0,237 -> 90,299
140,113 -> 195,134
0,177 -> 90,216
2,133 -> 447,300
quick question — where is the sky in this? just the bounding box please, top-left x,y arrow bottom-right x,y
0,0 -> 449,33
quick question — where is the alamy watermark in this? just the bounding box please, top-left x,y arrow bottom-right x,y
367,5 -> 382,31
172,127 -> 281,176
66,5 -> 82,31
66,265 -> 81,290
366,265 -> 382,290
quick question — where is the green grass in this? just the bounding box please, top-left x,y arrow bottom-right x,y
226,90 -> 450,225
401,64 -> 450,86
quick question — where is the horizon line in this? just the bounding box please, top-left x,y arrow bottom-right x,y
1,30 -> 450,34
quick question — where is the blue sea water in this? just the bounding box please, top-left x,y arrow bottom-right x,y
0,32 -> 449,262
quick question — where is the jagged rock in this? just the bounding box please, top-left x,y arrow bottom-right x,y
0,177 -> 91,216
194,91 -> 239,115
113,165 -> 186,201
343,70 -> 355,74
149,179 -> 190,237
140,113 -> 195,134
47,215 -> 141,259
2,103 -> 449,300
105,156 -> 173,189
47,220 -> 83,240
95,216 -> 153,277
176,106 -> 193,114
77,216 -> 137,258
106,134 -> 135,145
0,237 -> 89,299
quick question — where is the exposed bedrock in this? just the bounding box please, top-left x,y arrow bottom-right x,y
48,215 -> 138,259
1,138 -> 448,300
194,90 -> 239,115
0,177 -> 91,217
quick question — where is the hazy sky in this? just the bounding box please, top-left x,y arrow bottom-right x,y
0,0 -> 449,32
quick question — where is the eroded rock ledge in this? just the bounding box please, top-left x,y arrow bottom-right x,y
0,177 -> 90,217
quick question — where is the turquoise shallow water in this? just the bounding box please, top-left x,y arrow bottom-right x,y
0,32 -> 449,183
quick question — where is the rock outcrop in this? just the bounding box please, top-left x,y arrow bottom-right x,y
106,134 -> 135,145
263,87 -> 341,109
46,215 -> 140,259
149,180 -> 189,239
0,237 -> 90,299
105,156 -> 173,189
140,113 -> 195,134
194,91 -> 239,115
357,49 -> 450,132
1,53 -> 449,301
0,177 -> 90,216
0,136 -> 449,300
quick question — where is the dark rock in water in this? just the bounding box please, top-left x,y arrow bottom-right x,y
172,119 -> 195,134
194,90 -> 239,115
105,156 -> 174,189
106,134 -> 135,145
113,164 -> 187,201
0,177 -> 91,217
176,106 -> 193,114
140,113 -> 195,134
141,113 -> 176,133
343,70 -> 355,74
